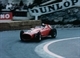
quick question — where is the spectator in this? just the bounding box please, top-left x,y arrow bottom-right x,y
23,4 -> 28,10
19,0 -> 24,6
6,3 -> 12,10
19,0 -> 24,10
10,4 -> 18,11
0,1 -> 3,11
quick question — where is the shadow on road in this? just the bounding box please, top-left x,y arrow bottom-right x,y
18,37 -> 56,43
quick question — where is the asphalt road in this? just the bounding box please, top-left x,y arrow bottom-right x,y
48,28 -> 80,58
0,30 -> 42,58
0,28 -> 80,58
48,38 -> 80,58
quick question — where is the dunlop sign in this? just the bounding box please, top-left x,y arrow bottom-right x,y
29,0 -> 80,19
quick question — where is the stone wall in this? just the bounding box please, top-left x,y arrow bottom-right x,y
0,20 -> 41,31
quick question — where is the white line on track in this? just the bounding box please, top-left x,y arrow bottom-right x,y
43,37 -> 80,58
35,37 -> 80,58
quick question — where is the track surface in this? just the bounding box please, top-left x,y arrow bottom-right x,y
48,37 -> 80,58
0,28 -> 80,58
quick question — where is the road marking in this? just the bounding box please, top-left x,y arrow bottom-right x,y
43,37 -> 80,58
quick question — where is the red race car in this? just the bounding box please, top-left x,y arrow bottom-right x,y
20,24 -> 57,41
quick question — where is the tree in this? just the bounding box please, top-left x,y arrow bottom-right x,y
19,0 -> 24,6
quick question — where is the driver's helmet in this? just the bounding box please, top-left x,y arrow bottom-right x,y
42,23 -> 46,27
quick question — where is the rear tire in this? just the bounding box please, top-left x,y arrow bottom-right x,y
50,29 -> 57,38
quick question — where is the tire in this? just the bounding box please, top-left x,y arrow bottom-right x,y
35,32 -> 41,42
50,29 -> 57,38
20,30 -> 24,41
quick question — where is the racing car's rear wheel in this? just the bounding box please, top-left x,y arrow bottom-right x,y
35,32 -> 41,42
50,29 -> 57,38
20,30 -> 24,41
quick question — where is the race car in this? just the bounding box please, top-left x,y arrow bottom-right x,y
20,24 -> 57,41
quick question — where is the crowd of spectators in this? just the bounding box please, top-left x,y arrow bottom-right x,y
0,0 -> 28,12
0,0 -> 62,11
0,0 -> 63,11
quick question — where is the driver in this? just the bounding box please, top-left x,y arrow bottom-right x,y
42,23 -> 46,27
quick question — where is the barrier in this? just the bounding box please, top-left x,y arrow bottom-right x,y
0,20 -> 41,31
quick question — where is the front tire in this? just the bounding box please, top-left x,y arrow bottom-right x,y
20,30 -> 24,41
50,29 -> 57,38
35,32 -> 41,42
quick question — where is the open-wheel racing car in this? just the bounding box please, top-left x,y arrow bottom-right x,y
20,24 -> 57,41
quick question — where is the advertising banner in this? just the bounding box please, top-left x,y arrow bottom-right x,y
29,0 -> 80,17
0,12 -> 12,20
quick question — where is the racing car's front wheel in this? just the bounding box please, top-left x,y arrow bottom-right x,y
50,29 -> 57,38
35,32 -> 41,42
20,30 -> 24,41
